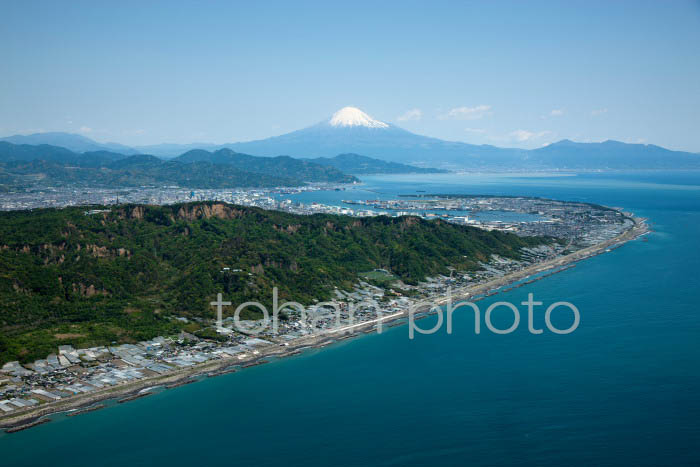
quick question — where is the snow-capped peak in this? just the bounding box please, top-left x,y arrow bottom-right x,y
329,106 -> 389,128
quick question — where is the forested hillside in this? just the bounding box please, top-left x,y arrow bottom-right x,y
0,202 -> 549,363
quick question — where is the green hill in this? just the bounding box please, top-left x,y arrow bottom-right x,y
0,202 -> 549,363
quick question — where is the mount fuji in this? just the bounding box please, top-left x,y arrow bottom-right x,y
220,107 -> 518,168
212,106 -> 699,170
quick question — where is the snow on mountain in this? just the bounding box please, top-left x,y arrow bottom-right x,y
328,107 -> 389,128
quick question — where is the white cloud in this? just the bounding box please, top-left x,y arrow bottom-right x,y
509,129 -> 552,142
397,108 -> 422,121
78,126 -> 93,133
591,108 -> 608,116
465,127 -> 486,134
511,130 -> 535,142
441,105 -> 492,120
550,109 -> 564,116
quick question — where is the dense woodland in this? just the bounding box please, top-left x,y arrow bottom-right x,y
0,202 -> 550,364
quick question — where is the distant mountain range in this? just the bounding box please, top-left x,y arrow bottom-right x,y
0,143 -> 356,189
173,148 -> 356,180
0,132 -> 137,155
2,107 -> 699,170
0,142 -> 439,191
221,108 -> 700,169
524,139 -> 700,170
0,141 -> 126,166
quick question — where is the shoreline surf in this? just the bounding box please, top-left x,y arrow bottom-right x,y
0,215 -> 649,433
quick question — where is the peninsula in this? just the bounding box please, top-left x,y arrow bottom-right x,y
0,199 -> 648,431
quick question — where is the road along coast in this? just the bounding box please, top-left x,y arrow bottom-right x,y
0,216 -> 649,433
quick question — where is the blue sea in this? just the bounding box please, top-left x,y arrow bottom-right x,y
2,172 -> 699,466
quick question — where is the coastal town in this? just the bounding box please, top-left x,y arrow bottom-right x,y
0,192 -> 648,431
0,184 -> 328,211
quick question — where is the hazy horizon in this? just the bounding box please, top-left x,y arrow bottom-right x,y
3,106 -> 699,156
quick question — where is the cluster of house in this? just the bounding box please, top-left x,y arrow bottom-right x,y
0,336 -> 273,415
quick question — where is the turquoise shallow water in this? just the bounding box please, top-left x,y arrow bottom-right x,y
2,172 -> 699,466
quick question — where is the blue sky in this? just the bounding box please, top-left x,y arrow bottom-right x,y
1,0 -> 699,151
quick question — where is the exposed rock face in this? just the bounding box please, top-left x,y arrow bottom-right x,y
112,202 -> 247,222
273,224 -> 301,234
175,203 -> 244,221
129,206 -> 145,220
72,283 -> 108,297
82,244 -> 131,259
86,244 -> 109,257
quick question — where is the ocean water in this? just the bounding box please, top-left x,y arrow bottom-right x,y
2,172 -> 699,466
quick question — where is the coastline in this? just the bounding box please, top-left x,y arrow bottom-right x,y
0,215 -> 649,433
